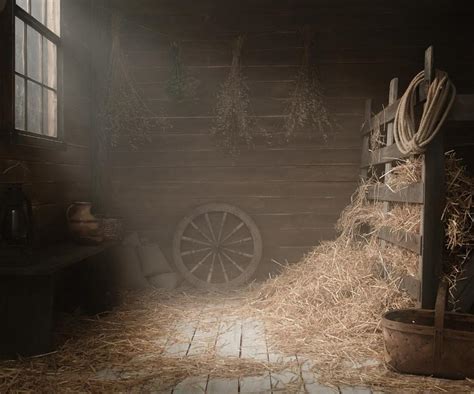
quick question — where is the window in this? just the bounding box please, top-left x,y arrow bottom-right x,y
14,0 -> 61,140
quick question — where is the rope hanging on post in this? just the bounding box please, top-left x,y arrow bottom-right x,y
393,70 -> 456,155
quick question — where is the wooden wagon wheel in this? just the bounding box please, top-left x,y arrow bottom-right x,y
173,203 -> 263,289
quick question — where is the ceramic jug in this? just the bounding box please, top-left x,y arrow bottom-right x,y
66,202 -> 103,244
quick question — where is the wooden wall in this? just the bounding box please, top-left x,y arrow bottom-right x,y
0,0 -> 94,244
108,0 -> 474,276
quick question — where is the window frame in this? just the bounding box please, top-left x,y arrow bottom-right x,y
1,0 -> 64,149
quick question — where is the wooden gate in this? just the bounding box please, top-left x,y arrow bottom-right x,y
360,46 -> 474,308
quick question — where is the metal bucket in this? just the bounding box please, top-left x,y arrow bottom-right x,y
382,280 -> 474,379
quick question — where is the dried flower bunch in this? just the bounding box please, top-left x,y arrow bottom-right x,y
98,15 -> 160,151
212,35 -> 254,154
166,41 -> 199,101
283,26 -> 335,142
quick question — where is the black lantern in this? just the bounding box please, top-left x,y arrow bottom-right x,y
0,184 -> 33,246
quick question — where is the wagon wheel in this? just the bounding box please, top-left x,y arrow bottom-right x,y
173,203 -> 263,289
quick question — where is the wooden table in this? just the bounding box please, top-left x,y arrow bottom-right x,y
0,242 -> 117,358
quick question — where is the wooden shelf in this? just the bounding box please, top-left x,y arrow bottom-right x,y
0,241 -> 117,276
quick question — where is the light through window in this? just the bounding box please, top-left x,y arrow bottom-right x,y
15,0 -> 60,138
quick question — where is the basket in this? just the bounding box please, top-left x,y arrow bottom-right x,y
99,217 -> 124,241
382,279 -> 474,379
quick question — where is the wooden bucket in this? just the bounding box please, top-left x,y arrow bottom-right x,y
382,280 -> 474,379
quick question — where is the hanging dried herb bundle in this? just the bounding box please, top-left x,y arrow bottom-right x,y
98,15 -> 163,151
283,26 -> 335,142
166,41 -> 199,101
212,35 -> 254,155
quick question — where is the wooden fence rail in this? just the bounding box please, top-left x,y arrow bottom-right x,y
359,46 -> 474,308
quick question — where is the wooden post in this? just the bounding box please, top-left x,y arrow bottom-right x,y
383,78 -> 399,202
420,46 -> 445,308
360,99 -> 372,179
380,79 -> 399,251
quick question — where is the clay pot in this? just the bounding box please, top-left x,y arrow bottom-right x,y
66,202 -> 103,244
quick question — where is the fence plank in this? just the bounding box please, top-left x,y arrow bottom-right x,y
367,183 -> 424,204
360,99 -> 372,179
360,100 -> 399,136
420,46 -> 446,309
361,143 -> 408,168
377,227 -> 422,255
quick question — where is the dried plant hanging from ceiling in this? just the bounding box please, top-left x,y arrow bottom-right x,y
98,14 -> 166,151
283,26 -> 336,143
166,41 -> 200,101
93,13 -> 168,213
212,35 -> 255,155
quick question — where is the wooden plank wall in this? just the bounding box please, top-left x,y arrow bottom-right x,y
108,0 -> 474,276
0,0 -> 94,244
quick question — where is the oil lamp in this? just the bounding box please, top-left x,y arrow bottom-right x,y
0,183 -> 33,247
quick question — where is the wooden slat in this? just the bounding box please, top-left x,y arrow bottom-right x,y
113,148 -> 361,168
377,227 -> 422,255
367,183 -> 424,204
420,46 -> 446,309
360,100 -> 399,136
215,318 -> 241,358
383,78 -> 399,204
114,180 -> 358,199
361,143 -> 408,168
113,164 -> 359,183
360,83 -> 434,136
360,99 -> 372,178
239,319 -> 272,393
361,92 -> 474,137
420,134 -> 446,308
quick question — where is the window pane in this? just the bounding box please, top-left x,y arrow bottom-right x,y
26,25 -> 42,82
43,38 -> 57,89
46,0 -> 60,35
31,0 -> 46,24
43,88 -> 57,137
42,37 -> 57,89
15,18 -> 25,74
15,76 -> 26,130
27,81 -> 42,134
16,0 -> 29,12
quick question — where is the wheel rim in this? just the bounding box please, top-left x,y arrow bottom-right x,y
173,203 -> 263,289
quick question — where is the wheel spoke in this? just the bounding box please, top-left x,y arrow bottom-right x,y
223,247 -> 253,259
221,250 -> 244,273
205,213 -> 217,242
190,250 -> 213,273
223,237 -> 252,246
190,220 -> 213,243
182,236 -> 211,247
221,222 -> 245,244
217,212 -> 227,243
181,247 -> 211,256
217,253 -> 229,282
207,253 -> 216,283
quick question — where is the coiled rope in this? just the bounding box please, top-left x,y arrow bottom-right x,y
394,70 -> 456,155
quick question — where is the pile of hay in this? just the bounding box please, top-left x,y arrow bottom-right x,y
248,151 -> 473,390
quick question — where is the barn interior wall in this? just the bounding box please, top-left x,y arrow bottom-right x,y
106,0 -> 474,277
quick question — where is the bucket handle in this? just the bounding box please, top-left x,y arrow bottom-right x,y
433,278 -> 448,375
